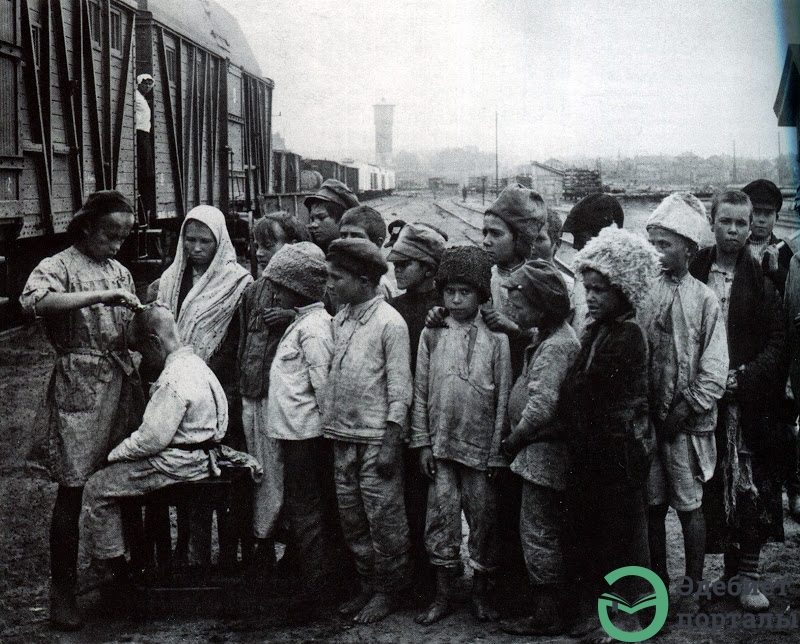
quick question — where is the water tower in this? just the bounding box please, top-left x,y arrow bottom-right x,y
374,100 -> 394,167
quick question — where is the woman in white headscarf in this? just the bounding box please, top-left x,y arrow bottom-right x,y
156,205 -> 252,562
157,205 -> 252,367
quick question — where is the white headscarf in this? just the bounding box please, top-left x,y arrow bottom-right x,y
158,205 -> 252,362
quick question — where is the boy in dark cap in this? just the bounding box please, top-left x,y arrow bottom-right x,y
305,179 -> 360,253
742,179 -> 799,517
323,238 -> 413,624
742,179 -> 791,297
338,205 -> 397,301
411,246 -> 511,625
387,222 -> 447,602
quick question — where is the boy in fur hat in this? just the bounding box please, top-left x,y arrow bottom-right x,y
387,222 -> 446,602
411,246 -> 512,625
561,227 -> 660,640
640,193 -> 729,617
324,238 -> 413,624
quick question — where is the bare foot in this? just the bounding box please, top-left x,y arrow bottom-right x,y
471,594 -> 499,622
353,592 -> 397,624
338,588 -> 372,616
415,598 -> 452,625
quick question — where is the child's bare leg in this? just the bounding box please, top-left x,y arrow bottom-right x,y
416,566 -> 454,625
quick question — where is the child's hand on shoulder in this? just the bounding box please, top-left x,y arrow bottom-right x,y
261,307 -> 296,328
425,306 -> 449,328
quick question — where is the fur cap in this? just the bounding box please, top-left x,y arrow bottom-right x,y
436,245 -> 493,303
572,226 -> 660,310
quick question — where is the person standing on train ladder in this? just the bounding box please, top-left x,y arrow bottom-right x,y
135,73 -> 156,221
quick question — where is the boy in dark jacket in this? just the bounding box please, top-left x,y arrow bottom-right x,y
689,189 -> 788,612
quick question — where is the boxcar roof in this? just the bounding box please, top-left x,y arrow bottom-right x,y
145,0 -> 269,82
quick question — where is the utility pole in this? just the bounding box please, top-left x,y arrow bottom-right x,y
495,111 -> 499,196
732,140 -> 738,184
778,134 -> 783,185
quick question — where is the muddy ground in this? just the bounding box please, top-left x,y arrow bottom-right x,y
3,194 -> 800,643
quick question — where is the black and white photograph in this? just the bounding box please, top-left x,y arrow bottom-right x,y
1,0 -> 800,642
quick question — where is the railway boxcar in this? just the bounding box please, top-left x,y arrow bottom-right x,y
1,0 -> 274,315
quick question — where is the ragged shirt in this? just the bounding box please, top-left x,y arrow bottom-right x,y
108,346 -> 228,481
638,272 -> 729,433
508,321 -> 580,490
266,302 -> 333,440
323,295 -> 412,443
410,315 -> 511,470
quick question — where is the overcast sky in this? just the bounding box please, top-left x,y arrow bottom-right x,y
214,0 -> 799,165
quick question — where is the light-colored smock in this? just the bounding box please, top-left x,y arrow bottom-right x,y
266,302 -> 333,440
20,246 -> 141,486
323,295 -> 411,443
410,316 -> 511,470
638,272 -> 729,485
108,346 -> 227,480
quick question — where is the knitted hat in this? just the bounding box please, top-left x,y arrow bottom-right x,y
264,242 -> 328,301
387,223 -> 446,266
742,179 -> 782,213
562,193 -> 624,235
485,184 -> 547,250
436,246 -> 493,303
646,192 -> 709,245
326,237 -> 388,283
503,259 -> 571,325
304,179 -> 359,213
573,227 -> 660,310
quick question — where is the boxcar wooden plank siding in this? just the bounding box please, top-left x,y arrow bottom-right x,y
5,0 -> 275,308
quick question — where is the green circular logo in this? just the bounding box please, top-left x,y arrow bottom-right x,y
597,566 -> 669,642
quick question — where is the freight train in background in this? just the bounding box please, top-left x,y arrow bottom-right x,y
0,0 -> 393,324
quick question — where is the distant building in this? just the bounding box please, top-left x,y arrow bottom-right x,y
522,161 -> 565,205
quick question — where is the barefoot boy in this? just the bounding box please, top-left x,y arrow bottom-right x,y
411,246 -> 511,625
323,238 -> 413,623
640,193 -> 728,616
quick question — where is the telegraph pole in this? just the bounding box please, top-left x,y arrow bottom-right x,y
495,111 -> 499,196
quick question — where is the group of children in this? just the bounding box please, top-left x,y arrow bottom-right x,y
21,177 -> 799,642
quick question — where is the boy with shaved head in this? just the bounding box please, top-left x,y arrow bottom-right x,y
79,304 -> 233,588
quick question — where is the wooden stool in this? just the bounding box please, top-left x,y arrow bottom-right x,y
124,465 -> 253,609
